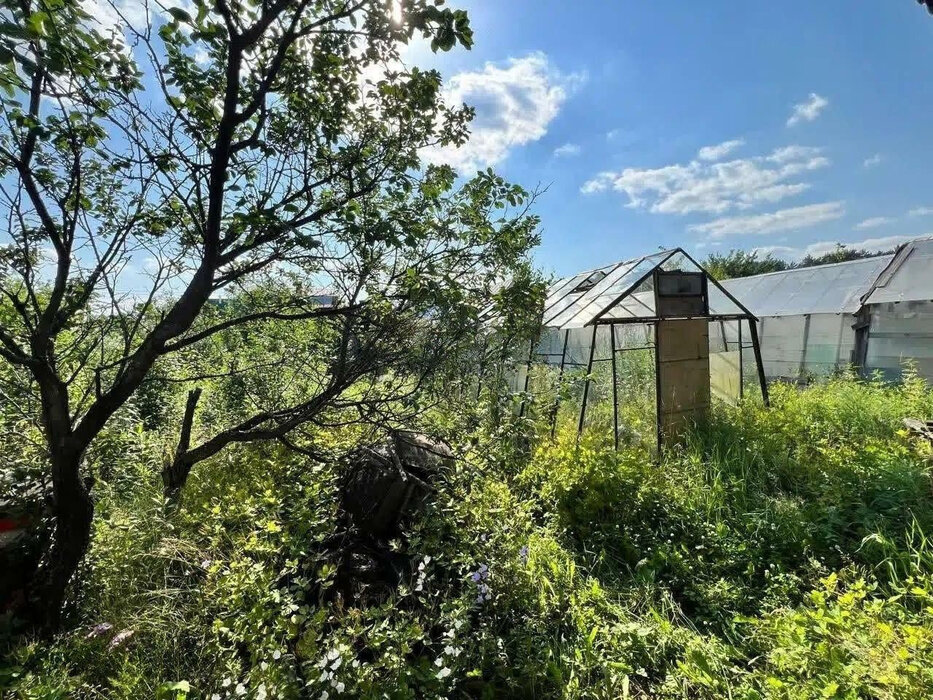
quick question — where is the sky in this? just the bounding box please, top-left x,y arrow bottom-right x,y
405,0 -> 933,278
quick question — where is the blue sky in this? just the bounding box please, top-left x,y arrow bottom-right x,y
410,0 -> 933,278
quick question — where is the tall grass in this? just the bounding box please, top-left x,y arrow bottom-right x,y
3,371 -> 933,698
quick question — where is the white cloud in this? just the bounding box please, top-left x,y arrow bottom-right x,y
580,145 -> 829,215
786,93 -> 829,127
697,139 -> 744,162
909,207 -> 933,217
854,216 -> 895,230
863,153 -> 883,168
422,52 -> 584,172
688,201 -> 845,239
553,143 -> 581,158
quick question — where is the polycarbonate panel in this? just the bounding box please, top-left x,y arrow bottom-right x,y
708,281 -> 750,317
545,257 -> 645,327
709,319 -> 741,353
721,255 -> 894,317
564,327 -> 597,367
710,350 -> 741,404
757,315 -> 807,380
613,322 -> 654,350
864,238 -> 933,305
534,326 -> 567,365
802,313 -> 854,375
865,300 -> 933,380
601,279 -> 657,320
554,251 -> 676,328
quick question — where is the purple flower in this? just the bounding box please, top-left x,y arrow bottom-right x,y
519,546 -> 529,564
470,564 -> 491,604
86,622 -> 113,639
108,629 -> 135,650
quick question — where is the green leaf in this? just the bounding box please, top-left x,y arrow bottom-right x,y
166,7 -> 192,23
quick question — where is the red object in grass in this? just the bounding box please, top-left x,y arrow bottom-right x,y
0,517 -> 29,533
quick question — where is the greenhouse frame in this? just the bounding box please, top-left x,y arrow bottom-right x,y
514,248 -> 769,452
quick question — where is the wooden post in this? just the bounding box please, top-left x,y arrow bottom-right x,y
577,325 -> 598,439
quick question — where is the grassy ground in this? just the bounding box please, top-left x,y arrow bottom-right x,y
3,370 -> 933,698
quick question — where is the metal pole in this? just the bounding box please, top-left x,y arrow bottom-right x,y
518,335 -> 536,418
749,319 -> 770,407
738,320 -> 744,401
577,325 -> 599,438
610,324 -> 619,451
798,313 -> 812,382
654,321 -> 663,455
550,329 -> 571,439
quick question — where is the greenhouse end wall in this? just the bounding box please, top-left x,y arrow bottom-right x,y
864,300 -> 933,380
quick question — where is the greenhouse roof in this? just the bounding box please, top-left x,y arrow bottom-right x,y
720,255 -> 895,317
862,237 -> 933,305
542,248 -> 754,330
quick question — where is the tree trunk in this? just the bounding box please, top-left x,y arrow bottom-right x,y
161,457 -> 192,504
161,387 -> 202,504
27,449 -> 94,632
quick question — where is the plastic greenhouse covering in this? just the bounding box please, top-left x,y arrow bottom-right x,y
716,237 -> 933,381
720,256 -> 894,317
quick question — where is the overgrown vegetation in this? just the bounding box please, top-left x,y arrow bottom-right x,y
4,369 -> 933,698
3,0 -> 933,697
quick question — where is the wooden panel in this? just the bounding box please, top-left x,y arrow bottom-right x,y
655,271 -> 708,317
656,296 -> 707,317
657,319 -> 709,363
658,319 -> 710,444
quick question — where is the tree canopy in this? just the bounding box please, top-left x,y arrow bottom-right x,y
705,245 -> 898,280
702,249 -> 789,280
0,0 -> 543,628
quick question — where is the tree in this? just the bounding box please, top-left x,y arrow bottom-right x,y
0,0 -> 542,629
797,244 -> 893,268
702,249 -> 789,280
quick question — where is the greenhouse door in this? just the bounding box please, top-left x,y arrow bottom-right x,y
656,319 -> 711,447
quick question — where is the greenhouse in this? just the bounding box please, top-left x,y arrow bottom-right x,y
720,236 -> 933,382
512,248 -> 768,452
